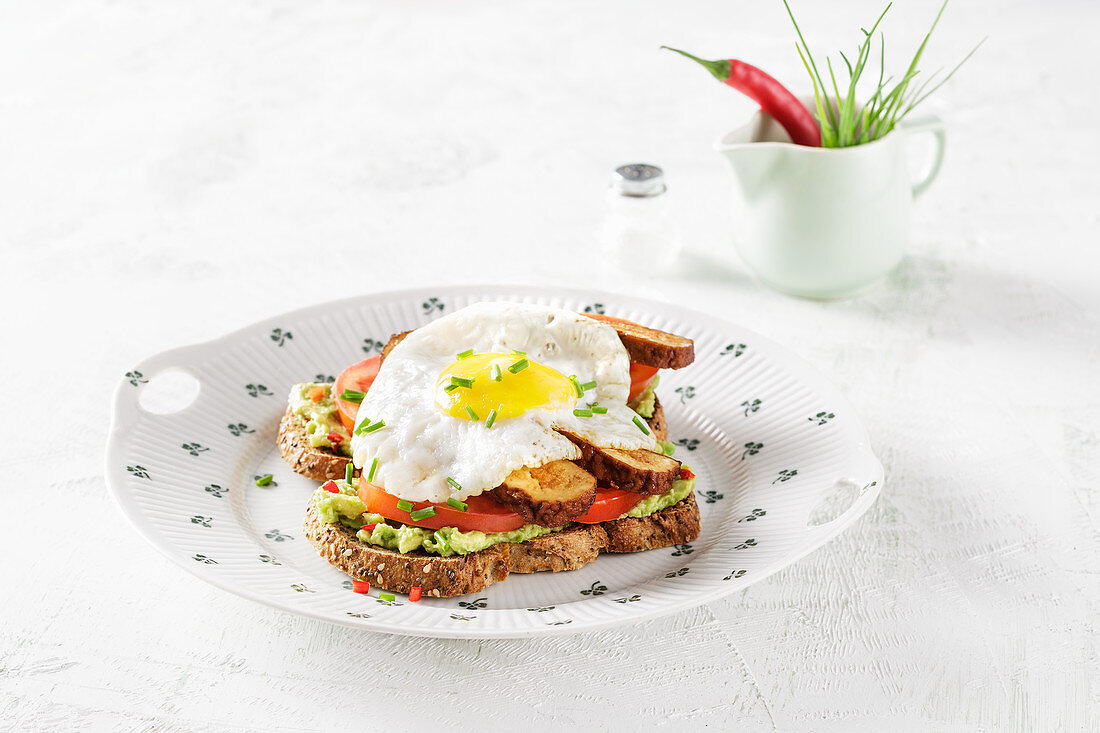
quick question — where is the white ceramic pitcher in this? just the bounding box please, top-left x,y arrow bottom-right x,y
716,99 -> 946,298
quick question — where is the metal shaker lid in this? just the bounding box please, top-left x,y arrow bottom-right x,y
610,163 -> 666,197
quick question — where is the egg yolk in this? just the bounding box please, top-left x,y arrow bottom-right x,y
436,353 -> 576,421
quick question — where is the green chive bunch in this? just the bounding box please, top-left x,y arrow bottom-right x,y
784,0 -> 983,148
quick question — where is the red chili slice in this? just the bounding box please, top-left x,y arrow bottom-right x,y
322,480 -> 339,493
352,580 -> 370,594
409,586 -> 422,602
680,467 -> 695,480
326,432 -> 344,445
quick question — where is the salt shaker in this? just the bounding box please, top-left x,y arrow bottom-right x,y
599,163 -> 682,268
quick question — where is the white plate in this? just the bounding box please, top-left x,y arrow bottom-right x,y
106,286 -> 882,638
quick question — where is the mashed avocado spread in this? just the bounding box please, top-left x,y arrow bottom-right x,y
288,383 -> 352,456
628,375 -> 660,419
313,465 -> 697,557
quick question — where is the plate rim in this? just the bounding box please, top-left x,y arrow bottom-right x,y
105,284 -> 884,638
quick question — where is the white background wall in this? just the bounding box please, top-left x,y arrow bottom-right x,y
1,1 -> 1097,730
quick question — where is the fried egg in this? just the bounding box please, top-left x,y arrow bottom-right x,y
350,302 -> 659,503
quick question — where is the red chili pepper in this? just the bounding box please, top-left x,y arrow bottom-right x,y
361,523 -> 377,532
307,386 -> 325,403
322,480 -> 339,493
352,579 -> 370,594
409,586 -> 422,602
663,47 -> 821,147
680,467 -> 696,480
326,432 -> 344,445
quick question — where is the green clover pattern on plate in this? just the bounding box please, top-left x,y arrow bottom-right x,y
269,328 -> 293,347
126,465 -> 150,479
125,370 -> 149,387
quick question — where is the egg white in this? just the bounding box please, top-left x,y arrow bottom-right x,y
350,302 -> 659,503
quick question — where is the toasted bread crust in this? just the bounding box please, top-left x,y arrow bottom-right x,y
507,524 -> 608,573
646,396 -> 668,442
303,493 -> 701,596
304,506 -> 511,597
602,492 -> 700,552
560,430 -> 682,495
492,460 -> 597,527
277,409 -> 350,481
380,330 -> 411,364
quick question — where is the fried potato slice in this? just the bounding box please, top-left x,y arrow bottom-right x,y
559,430 -> 682,495
491,460 -> 597,527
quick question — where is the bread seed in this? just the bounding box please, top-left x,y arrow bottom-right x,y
342,549 -> 354,557
422,564 -> 433,574
377,563 -> 385,571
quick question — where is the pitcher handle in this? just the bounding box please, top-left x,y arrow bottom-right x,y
901,114 -> 946,198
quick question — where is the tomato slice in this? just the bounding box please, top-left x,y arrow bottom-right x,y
572,487 -> 645,523
627,362 -> 659,403
334,355 -> 382,432
357,482 -> 526,534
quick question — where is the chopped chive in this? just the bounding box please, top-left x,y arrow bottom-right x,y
591,405 -> 608,414
485,407 -> 499,429
456,348 -> 474,360
633,415 -> 651,435
580,380 -> 597,391
380,592 -> 396,602
450,375 -> 475,389
410,506 -> 437,521
490,363 -> 503,382
433,530 -> 451,553
447,497 -> 468,511
568,375 -> 583,396
367,457 -> 379,482
446,477 -> 462,491
255,473 -> 274,486
444,383 -> 460,394
339,388 -> 366,403
510,349 -> 526,357
508,358 -> 529,374
345,463 -> 354,483
356,419 -> 385,435
396,499 -> 414,512
573,408 -> 593,417
465,405 -> 479,421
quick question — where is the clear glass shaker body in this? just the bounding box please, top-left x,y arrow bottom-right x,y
599,163 -> 682,269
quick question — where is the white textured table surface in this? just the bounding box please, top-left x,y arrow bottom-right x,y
2,1 -> 1097,730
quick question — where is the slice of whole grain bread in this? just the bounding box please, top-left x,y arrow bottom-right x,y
303,492 -> 700,597
276,407 -> 351,481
